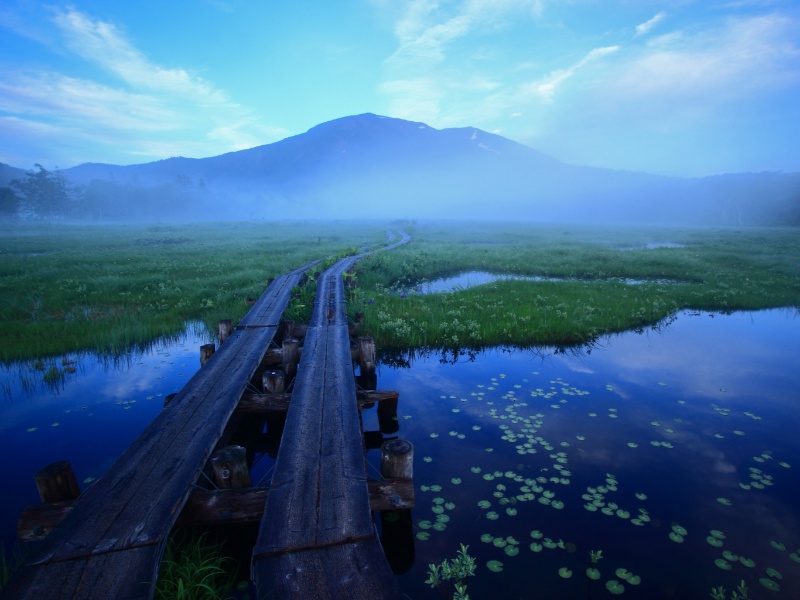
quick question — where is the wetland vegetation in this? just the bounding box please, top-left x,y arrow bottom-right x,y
0,221 -> 387,363
350,222 -> 800,350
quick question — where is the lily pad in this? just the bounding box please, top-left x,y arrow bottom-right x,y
585,568 -> 601,581
766,567 -> 783,580
605,580 -> 625,595
759,577 -> 781,592
770,540 -> 786,551
716,497 -> 733,506
480,533 -> 494,543
486,560 -> 504,573
669,532 -> 685,543
714,559 -> 732,570
558,567 -> 573,579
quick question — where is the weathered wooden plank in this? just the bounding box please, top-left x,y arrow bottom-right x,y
3,545 -> 157,600
3,270 -> 312,600
254,539 -> 407,600
236,390 -> 399,414
20,479 -> 415,540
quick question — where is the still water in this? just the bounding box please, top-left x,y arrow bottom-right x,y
365,309 -> 800,599
2,310 -> 798,599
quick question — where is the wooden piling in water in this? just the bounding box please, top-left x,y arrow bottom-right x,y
210,445 -> 251,489
262,370 -> 285,394
218,319 -> 234,343
200,343 -> 215,365
358,335 -> 376,376
35,461 -> 80,504
380,439 -> 414,480
281,338 -> 299,382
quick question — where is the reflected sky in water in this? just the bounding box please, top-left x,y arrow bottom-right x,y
366,309 -> 800,599
0,325 -> 210,551
1,309 -> 798,599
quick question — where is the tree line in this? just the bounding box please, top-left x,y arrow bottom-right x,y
0,164 -> 215,221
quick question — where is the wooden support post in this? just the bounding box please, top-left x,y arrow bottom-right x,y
210,445 -> 251,489
262,370 -> 285,394
281,320 -> 295,340
200,343 -> 215,365
381,440 -> 413,479
355,311 -> 365,324
35,461 -> 80,504
282,338 -> 299,382
218,319 -> 234,343
378,395 -> 400,434
358,335 -> 376,376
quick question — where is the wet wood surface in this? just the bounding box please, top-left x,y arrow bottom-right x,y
1,265 -> 311,600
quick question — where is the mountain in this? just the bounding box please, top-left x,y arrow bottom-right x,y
11,114 -> 800,224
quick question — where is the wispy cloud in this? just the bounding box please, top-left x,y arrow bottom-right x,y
635,11 -> 666,36
1,6 -> 286,165
522,46 -> 620,102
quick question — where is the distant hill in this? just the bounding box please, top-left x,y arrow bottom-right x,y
6,114 -> 800,224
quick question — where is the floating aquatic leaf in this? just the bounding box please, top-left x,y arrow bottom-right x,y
739,556 -> 755,568
778,461 -> 791,468
716,497 -> 733,506
635,493 -> 647,500
430,433 -> 439,438
478,500 -> 491,509
706,536 -> 724,548
766,567 -> 783,580
26,427 -> 38,432
432,522 -> 446,532
486,560 -> 504,573
423,456 -> 433,463
669,532 -> 684,543
504,545 -> 519,557
432,497 -> 445,505
770,540 -> 786,551
51,422 -> 60,427
789,552 -> 800,563
558,567 -> 573,579
82,477 -> 95,484
430,485 -> 442,492
451,477 -> 462,485
486,511 -> 499,520
552,500 -> 565,510
605,580 -> 625,595
493,537 -> 507,548
722,550 -> 738,562
418,520 -> 432,529
585,568 -> 601,581
506,507 -> 518,516
530,530 -> 543,539
714,559 -> 732,570
671,524 -> 688,536
530,542 -> 543,552
415,532 -> 430,541
709,530 -> 726,539
480,533 -> 494,543
759,577 -> 781,591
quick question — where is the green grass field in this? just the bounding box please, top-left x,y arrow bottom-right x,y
2,220 -> 798,362
349,222 -> 800,349
0,221 -> 387,362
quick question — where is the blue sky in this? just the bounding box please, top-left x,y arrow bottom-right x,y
1,0 -> 798,177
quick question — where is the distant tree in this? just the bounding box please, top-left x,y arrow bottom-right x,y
0,187 -> 20,220
9,164 -> 78,219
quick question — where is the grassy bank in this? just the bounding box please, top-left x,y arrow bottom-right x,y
0,221 -> 388,363
349,222 -> 800,349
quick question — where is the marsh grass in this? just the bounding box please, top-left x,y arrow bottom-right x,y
0,221 -> 387,362
155,531 -> 239,600
351,222 -> 800,349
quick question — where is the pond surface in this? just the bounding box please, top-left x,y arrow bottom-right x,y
362,309 -> 800,599
1,309 -> 798,600
413,270 -> 680,294
0,324 -> 211,554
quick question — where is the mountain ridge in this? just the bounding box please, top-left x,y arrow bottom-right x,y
3,113 -> 799,224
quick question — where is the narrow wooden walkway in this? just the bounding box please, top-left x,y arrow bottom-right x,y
2,264 -> 314,599
253,252 -> 404,600
252,246 -> 408,598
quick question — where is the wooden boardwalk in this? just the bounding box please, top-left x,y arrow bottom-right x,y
3,232 -> 410,599
252,240 -> 408,598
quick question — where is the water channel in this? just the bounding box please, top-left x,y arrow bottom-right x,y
2,309 -> 798,599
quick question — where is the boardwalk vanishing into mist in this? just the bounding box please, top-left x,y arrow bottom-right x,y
3,231 -> 410,600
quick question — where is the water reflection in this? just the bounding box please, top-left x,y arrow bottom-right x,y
368,309 -> 800,599
0,323 -> 212,551
412,270 -> 684,294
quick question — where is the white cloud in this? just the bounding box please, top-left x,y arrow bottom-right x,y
523,46 -> 620,102
635,11 -> 666,36
0,6 -> 287,165
379,78 -> 444,122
